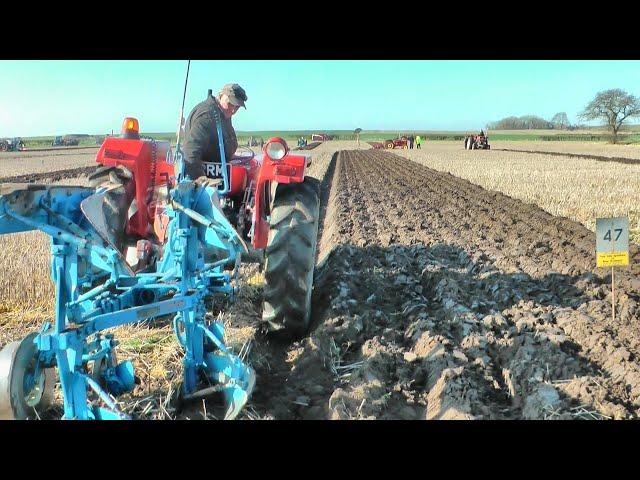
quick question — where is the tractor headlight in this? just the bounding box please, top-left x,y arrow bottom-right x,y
264,137 -> 288,160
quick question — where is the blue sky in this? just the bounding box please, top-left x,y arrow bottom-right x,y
1,60 -> 640,136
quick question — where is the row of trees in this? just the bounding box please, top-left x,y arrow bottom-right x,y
488,89 -> 640,143
487,114 -> 574,130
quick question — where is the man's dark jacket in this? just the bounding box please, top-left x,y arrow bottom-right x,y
181,93 -> 238,179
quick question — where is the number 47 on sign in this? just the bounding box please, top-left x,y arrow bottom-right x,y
596,217 -> 629,268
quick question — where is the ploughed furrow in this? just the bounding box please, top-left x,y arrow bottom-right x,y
233,148 -> 639,420
366,150 -> 613,278
298,150 -> 639,419
370,152 -> 640,405
0,166 -> 95,183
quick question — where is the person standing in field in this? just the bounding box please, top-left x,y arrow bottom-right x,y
408,134 -> 414,149
415,135 -> 422,149
181,83 -> 247,181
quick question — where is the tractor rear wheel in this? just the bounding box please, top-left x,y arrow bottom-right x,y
262,177 -> 320,339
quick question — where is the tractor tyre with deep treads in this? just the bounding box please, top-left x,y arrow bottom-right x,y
262,177 -> 320,339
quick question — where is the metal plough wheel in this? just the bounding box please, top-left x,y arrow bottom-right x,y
0,332 -> 55,420
91,350 -> 118,388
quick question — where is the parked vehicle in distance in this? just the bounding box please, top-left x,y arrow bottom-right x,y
52,135 -> 80,147
0,137 -> 26,151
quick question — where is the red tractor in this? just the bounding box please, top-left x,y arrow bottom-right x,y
311,133 -> 333,142
89,117 -> 320,337
383,136 -> 408,149
464,131 -> 490,150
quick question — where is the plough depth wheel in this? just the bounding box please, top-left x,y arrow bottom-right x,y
0,333 -> 55,420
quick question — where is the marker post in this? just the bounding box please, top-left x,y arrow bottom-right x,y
596,216 -> 630,323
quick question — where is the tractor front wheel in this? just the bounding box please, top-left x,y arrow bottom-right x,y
262,177 -> 320,339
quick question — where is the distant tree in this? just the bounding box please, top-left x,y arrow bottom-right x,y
521,115 -> 553,129
489,115 -> 552,130
354,128 -> 362,147
551,112 -> 569,130
579,89 -> 640,143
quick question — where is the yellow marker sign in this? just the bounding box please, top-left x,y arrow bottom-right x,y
596,217 -> 629,268
597,252 -> 629,268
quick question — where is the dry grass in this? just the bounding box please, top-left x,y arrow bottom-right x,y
393,142 -> 640,244
0,231 -> 54,309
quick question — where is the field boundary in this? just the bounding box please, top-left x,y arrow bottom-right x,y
22,146 -> 100,153
494,148 -> 640,166
0,166 -> 95,183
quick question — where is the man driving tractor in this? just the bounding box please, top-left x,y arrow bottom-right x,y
181,83 -> 248,181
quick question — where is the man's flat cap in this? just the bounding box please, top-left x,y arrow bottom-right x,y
220,83 -> 248,109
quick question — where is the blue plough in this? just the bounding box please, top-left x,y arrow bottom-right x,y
0,150 -> 255,420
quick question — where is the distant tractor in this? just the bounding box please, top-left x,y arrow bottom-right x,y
311,133 -> 333,142
384,135 -> 408,149
0,137 -> 25,152
52,135 -> 80,147
464,131 -> 490,150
